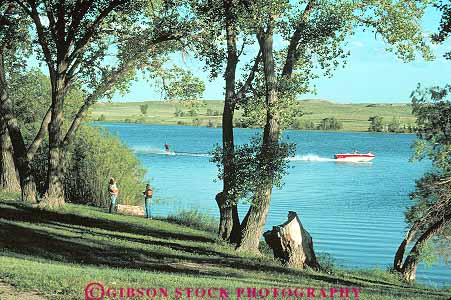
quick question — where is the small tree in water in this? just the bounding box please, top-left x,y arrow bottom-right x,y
393,84 -> 451,282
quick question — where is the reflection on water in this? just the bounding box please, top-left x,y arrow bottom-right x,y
96,122 -> 450,286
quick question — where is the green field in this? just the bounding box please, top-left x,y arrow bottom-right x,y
90,99 -> 416,132
0,194 -> 449,299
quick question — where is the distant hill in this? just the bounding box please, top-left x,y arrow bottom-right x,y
91,99 -> 416,132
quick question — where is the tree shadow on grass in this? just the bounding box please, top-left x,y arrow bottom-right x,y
0,202 -> 448,299
0,202 -> 215,244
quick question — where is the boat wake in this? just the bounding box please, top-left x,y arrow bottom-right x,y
288,154 -> 336,162
132,147 -> 212,158
132,148 -> 371,163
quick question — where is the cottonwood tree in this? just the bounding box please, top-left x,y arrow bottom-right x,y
393,85 -> 451,281
0,2 -> 49,201
0,3 -> 21,193
193,0 -> 261,242
236,0 -> 433,253
394,4 -> 451,281
15,0 -> 191,207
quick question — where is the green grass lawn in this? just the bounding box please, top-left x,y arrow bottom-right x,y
89,99 -> 416,132
0,196 -> 449,299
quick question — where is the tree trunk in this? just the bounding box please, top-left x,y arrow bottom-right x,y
237,29 -> 280,253
216,192 -> 235,239
217,0 -> 241,243
42,74 -> 66,208
0,52 -> 38,203
393,226 -> 417,272
0,116 -> 20,192
400,213 -> 451,282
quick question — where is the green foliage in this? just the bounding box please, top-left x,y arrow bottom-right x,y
411,84 -> 451,171
418,240 -> 439,268
0,2 -> 32,72
290,119 -> 316,130
432,1 -> 451,59
317,253 -> 337,274
388,117 -> 402,133
166,209 -> 218,233
31,125 -> 146,207
368,116 -> 384,132
406,84 -> 451,266
65,125 -> 146,207
97,114 -> 106,121
211,135 -> 295,204
152,65 -> 205,102
140,103 -> 149,115
8,68 -> 50,140
237,96 -> 303,129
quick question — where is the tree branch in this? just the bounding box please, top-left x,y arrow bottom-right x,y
68,0 -> 128,63
235,50 -> 262,103
16,0 -> 55,77
63,31 -> 179,146
26,106 -> 51,161
66,0 -> 94,45
281,0 -> 315,78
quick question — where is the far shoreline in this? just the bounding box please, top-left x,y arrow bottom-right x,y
91,120 -> 417,135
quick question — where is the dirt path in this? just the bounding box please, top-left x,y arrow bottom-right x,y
0,281 -> 47,300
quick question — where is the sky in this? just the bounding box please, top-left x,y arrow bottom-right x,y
111,6 -> 451,104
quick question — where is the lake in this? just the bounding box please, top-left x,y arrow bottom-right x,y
96,122 -> 450,287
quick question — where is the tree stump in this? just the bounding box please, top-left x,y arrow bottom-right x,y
117,204 -> 145,217
263,211 -> 320,270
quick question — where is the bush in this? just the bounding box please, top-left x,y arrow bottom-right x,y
317,252 -> 337,274
97,114 -> 106,121
166,209 -> 218,233
65,125 -> 146,207
31,125 -> 146,207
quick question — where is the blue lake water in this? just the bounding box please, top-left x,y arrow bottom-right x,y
96,122 -> 450,287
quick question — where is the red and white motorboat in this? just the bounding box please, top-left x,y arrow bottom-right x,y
334,151 -> 375,162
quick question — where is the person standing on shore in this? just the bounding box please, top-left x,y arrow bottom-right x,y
143,184 -> 153,219
108,178 -> 119,213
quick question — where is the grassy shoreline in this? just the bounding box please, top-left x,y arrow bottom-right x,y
0,196 -> 449,300
89,100 -> 416,133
